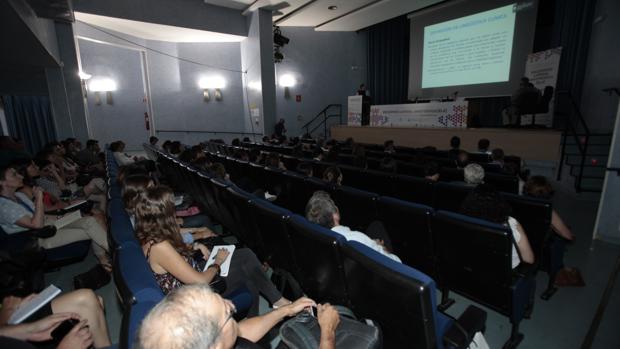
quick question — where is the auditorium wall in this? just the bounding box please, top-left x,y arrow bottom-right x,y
273,27 -> 367,138
74,22 -> 247,148
580,0 -> 620,132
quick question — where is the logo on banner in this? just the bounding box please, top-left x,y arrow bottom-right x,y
370,107 -> 389,126
438,105 -> 467,127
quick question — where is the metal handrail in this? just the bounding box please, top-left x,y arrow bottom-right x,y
302,104 -> 342,138
555,90 -> 591,192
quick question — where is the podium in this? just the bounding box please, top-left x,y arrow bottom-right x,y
347,95 -> 371,126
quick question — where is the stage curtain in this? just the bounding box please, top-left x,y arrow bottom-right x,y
2,95 -> 57,154
366,15 -> 410,105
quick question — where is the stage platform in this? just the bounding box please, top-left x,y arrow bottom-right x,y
331,125 -> 563,162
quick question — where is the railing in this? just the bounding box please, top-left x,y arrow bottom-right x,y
556,90 -> 591,192
302,104 -> 342,139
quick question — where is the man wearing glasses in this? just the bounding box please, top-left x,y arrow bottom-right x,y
136,284 -> 341,349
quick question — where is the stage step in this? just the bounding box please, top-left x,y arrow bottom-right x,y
563,133 -> 612,145
561,133 -> 611,193
579,178 -> 605,192
564,144 -> 611,155
570,165 -> 606,178
566,155 -> 608,166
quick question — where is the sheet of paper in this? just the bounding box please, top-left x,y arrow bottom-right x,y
203,245 -> 235,277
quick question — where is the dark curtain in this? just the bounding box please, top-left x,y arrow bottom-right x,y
550,0 -> 597,128
2,95 -> 56,154
367,15 -> 410,105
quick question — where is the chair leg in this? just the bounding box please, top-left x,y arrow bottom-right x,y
438,288 -> 455,311
502,322 -> 524,349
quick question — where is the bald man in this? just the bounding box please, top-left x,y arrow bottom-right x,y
136,284 -> 340,349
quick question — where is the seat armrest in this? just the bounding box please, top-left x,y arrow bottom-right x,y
443,305 -> 487,349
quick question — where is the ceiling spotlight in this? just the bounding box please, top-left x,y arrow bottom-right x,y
328,5 -> 338,10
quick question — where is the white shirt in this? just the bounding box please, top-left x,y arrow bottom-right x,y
331,225 -> 401,263
113,152 -> 135,166
507,216 -> 522,269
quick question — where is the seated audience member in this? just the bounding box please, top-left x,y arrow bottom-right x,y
122,175 -> 213,244
448,136 -> 461,158
0,289 -> 111,348
135,187 -> 290,315
477,138 -> 491,154
464,164 -> 485,185
322,166 -> 343,185
161,140 -> 172,153
169,141 -> 184,157
35,159 -> 107,211
380,157 -> 398,173
110,141 -> 140,165
490,148 -> 505,168
75,140 -> 102,168
266,153 -> 286,170
459,184 -> 534,268
502,162 -> 527,193
149,136 -> 159,148
312,148 -> 325,162
231,138 -> 241,147
291,144 -> 304,158
136,284 -> 340,349
456,150 -> 469,168
325,145 -> 340,163
15,159 -> 107,227
261,136 -> 271,144
0,165 -> 111,270
306,191 -> 400,262
424,162 -> 440,182
352,144 -> 367,169
384,140 -> 395,154
248,149 -> 264,165
296,162 -> 314,177
523,176 -> 574,241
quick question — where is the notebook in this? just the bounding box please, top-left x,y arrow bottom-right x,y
203,245 -> 235,277
8,284 -> 62,324
63,200 -> 88,211
46,210 -> 82,229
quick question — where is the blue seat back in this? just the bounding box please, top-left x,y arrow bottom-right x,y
251,199 -> 297,274
376,197 -> 435,277
340,241 -> 450,349
286,215 -> 349,306
431,211 -> 514,316
331,186 -> 378,232
119,300 -> 157,349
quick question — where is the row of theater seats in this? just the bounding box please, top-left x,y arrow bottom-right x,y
202,142 -> 560,298
241,140 -> 521,182
104,151 -> 253,349
145,144 -> 537,348
213,141 -> 521,196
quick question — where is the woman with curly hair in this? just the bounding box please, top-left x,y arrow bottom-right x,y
135,186 -> 290,316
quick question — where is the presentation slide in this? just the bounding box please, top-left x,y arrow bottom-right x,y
422,4 -> 517,89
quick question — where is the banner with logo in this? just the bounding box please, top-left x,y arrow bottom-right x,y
521,47 -> 562,127
347,95 -> 363,126
369,100 -> 468,128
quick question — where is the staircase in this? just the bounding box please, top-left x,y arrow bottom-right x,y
562,133 -> 612,192
302,104 -> 342,139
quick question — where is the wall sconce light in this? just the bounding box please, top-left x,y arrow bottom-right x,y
279,74 -> 296,99
89,78 -> 117,105
199,76 -> 226,102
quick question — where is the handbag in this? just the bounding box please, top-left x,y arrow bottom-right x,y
279,306 -> 382,349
